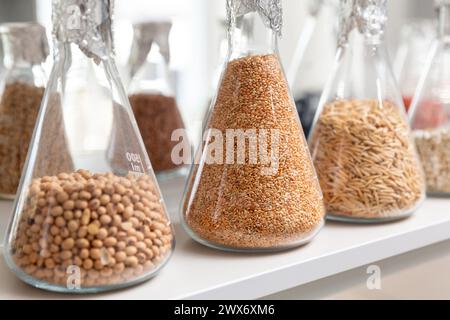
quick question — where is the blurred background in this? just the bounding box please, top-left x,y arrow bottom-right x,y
0,0 -> 436,134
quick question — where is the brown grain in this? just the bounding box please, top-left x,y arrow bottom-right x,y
129,93 -> 185,173
414,128 -> 450,194
183,54 -> 325,250
309,99 -> 425,219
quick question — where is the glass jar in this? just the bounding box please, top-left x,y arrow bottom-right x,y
0,23 -> 48,199
394,19 -> 436,112
288,0 -> 339,137
128,21 -> 188,179
410,0 -> 450,197
309,0 -> 426,223
4,0 -> 174,293
181,0 -> 325,252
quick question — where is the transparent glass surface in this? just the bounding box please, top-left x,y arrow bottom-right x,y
410,2 -> 450,197
290,0 -> 339,137
4,39 -> 174,293
308,0 -> 426,223
0,23 -> 48,200
181,3 -> 325,252
394,20 -> 436,112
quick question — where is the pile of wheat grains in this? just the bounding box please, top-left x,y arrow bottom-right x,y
309,99 -> 425,220
414,128 -> 450,194
183,54 -> 325,250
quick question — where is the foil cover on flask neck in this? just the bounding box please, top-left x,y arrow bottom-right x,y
338,0 -> 387,46
0,23 -> 49,66
227,0 -> 283,36
52,0 -> 114,63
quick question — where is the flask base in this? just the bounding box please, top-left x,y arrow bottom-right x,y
326,213 -> 412,224
3,247 -> 174,294
325,193 -> 426,224
156,165 -> 189,182
181,219 -> 325,253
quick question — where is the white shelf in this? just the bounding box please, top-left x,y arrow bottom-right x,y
0,176 -> 450,299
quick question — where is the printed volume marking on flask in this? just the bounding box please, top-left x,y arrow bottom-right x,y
126,152 -> 145,174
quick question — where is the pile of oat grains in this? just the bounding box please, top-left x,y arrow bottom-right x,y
309,99 -> 425,219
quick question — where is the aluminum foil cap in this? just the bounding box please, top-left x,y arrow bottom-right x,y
0,22 -> 49,66
338,0 -> 387,46
227,0 -> 283,36
52,0 -> 114,64
128,21 -> 172,78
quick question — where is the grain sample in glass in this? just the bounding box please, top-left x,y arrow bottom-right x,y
0,83 -> 44,196
4,0 -> 174,293
0,23 -> 49,198
309,0 -> 425,222
127,21 -> 187,177
129,93 -> 185,173
409,0 -> 450,197
414,128 -> 450,195
181,0 -> 325,252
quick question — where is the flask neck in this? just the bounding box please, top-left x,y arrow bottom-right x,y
341,27 -> 384,49
1,35 -> 47,87
1,47 -> 34,69
0,23 -> 48,69
229,12 -> 278,58
54,42 -> 115,90
129,45 -> 173,96
438,4 -> 450,40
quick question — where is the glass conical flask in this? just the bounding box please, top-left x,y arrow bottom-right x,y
0,40 -> 4,77
410,0 -> 450,197
128,21 -> 188,179
394,19 -> 436,112
181,0 -> 326,252
4,0 -> 174,293
202,18 -> 232,125
309,0 -> 426,223
288,0 -> 339,137
0,23 -> 48,199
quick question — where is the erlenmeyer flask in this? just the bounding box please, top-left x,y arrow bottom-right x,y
181,0 -> 325,252
0,23 -> 49,199
288,0 -> 339,137
394,20 -> 436,112
410,0 -> 450,197
128,21 -> 188,179
4,0 -> 174,293
309,0 -> 426,223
